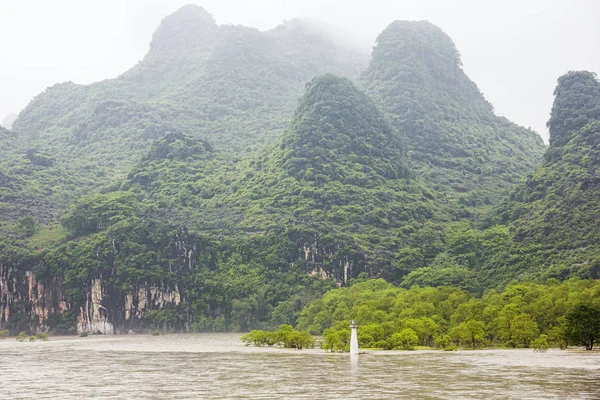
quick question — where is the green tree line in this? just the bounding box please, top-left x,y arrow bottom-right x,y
297,278 -> 600,350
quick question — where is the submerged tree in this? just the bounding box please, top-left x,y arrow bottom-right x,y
565,303 -> 600,350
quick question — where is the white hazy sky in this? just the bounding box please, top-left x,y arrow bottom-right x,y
0,0 -> 599,140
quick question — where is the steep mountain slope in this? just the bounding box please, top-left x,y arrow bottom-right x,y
0,127 -> 18,232
226,75 -> 448,278
1,5 -> 368,233
361,21 -> 546,211
0,127 -> 66,236
487,71 -> 600,283
117,74 -> 448,281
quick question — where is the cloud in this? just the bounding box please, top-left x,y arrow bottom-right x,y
0,0 -> 598,139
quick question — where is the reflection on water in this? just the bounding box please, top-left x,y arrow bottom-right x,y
350,353 -> 359,373
1,333 -> 599,399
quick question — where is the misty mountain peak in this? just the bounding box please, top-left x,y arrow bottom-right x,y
150,4 -> 218,55
370,20 -> 462,76
361,20 -> 545,207
547,71 -> 600,149
163,4 -> 216,25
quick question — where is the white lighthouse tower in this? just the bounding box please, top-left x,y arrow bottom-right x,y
350,320 -> 359,355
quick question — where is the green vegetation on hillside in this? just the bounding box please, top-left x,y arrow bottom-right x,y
298,278 -> 600,350
482,71 -> 600,284
217,75 -> 448,280
361,21 -> 545,211
0,5 -> 368,234
84,74 -> 451,283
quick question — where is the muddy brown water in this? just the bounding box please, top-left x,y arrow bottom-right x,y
1,333 -> 599,399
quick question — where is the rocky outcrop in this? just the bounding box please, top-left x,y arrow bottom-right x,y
75,279 -> 183,334
0,261 -> 15,326
78,279 -> 114,334
1,265 -> 182,334
0,263 -> 67,330
300,240 -> 365,285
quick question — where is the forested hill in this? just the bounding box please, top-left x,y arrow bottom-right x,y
361,21 -> 546,211
99,75 -> 449,282
221,74 -> 449,279
14,5 -> 367,157
1,5 -> 368,234
485,71 -> 600,283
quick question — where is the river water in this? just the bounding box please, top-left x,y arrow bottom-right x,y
1,333 -> 599,399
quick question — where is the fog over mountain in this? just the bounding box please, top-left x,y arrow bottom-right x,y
1,0 -> 599,140
1,113 -> 17,129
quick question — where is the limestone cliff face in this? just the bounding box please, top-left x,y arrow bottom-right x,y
0,263 -> 67,330
299,239 -> 366,285
77,279 -> 181,334
0,225 -> 202,334
0,261 -> 15,326
0,263 -> 181,334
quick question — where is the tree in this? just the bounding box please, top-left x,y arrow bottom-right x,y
464,320 -> 486,348
565,303 -> 600,350
510,314 -> 539,347
531,334 -> 549,352
16,216 -> 37,237
449,320 -> 485,348
401,317 -> 439,347
386,328 -> 419,350
323,329 -> 351,352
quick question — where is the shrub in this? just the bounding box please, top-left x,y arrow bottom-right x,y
241,330 -> 277,347
444,344 -> 458,351
435,335 -> 450,349
241,325 -> 315,350
531,334 -> 549,352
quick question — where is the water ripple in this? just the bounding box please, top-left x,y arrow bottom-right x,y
1,334 -> 599,399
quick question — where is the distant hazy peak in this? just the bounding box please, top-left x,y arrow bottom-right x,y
149,4 -> 218,55
547,70 -> 600,148
163,4 -> 216,25
362,19 -> 489,115
372,20 -> 462,69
